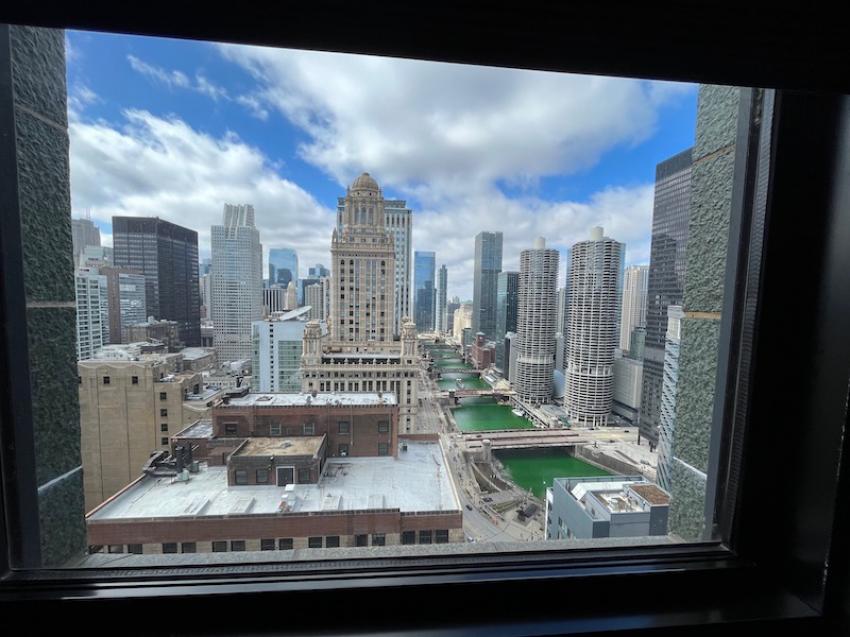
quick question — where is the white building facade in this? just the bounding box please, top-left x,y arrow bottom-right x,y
252,308 -> 311,392
565,227 -> 625,426
619,265 -> 649,352
211,204 -> 263,362
513,237 -> 559,404
657,305 -> 684,492
75,270 -> 107,360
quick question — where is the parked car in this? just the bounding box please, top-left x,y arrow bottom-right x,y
465,504 -> 473,511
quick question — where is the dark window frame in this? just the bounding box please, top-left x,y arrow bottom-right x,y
0,8 -> 847,637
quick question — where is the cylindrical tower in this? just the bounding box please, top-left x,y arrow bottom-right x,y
565,227 -> 624,426
514,237 -> 559,404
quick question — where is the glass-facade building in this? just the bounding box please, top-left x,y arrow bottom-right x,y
472,231 -> 503,340
112,216 -> 201,346
413,251 -> 436,332
495,271 -> 519,371
638,148 -> 693,444
269,248 -> 298,287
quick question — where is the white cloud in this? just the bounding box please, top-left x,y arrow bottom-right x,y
128,54 -> 191,89
69,110 -> 333,275
218,44 -> 692,201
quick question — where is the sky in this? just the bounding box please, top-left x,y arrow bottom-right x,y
66,30 -> 698,301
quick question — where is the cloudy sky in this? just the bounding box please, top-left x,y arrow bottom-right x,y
66,30 -> 697,300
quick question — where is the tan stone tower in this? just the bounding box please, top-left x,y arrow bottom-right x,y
330,173 -> 396,344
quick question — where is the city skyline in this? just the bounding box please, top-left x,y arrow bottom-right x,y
65,31 -> 696,301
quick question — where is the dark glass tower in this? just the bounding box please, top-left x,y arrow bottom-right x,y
413,251 -> 436,331
112,217 -> 201,346
472,231 -> 503,340
495,271 -> 519,371
638,148 -> 693,444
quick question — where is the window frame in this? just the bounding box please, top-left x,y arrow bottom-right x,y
0,8 -> 848,636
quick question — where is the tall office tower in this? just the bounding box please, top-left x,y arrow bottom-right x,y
112,216 -> 201,346
495,271 -> 519,372
285,281 -> 298,310
252,307 -> 311,392
306,282 -> 325,321
619,265 -> 649,353
269,247 -> 298,288
99,266 -> 147,343
211,204 -> 263,362
437,264 -> 448,333
514,238 -> 559,404
657,305 -> 684,492
453,303 -> 473,342
639,148 -> 693,444
199,257 -> 212,276
308,263 -> 330,278
299,277 -> 320,302
71,217 -> 101,264
565,227 -> 625,426
199,273 -> 212,319
472,231 -> 503,340
75,270 -> 106,360
337,196 -> 411,338
304,174 -> 419,431
414,251 -> 436,333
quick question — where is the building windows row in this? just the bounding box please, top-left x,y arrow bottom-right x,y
401,530 -> 449,545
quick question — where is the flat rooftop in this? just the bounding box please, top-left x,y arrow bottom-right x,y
180,347 -> 215,361
629,483 -> 670,505
226,392 -> 398,407
233,436 -> 325,458
175,420 -> 213,439
89,442 -> 459,520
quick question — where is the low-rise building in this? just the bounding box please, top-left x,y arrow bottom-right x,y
125,317 -> 184,352
179,347 -> 217,372
545,475 -> 669,541
86,393 -> 463,554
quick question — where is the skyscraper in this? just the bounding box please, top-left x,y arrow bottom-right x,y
285,280 -> 298,310
414,251 -> 436,332
619,265 -> 649,352
657,305 -> 683,492
75,270 -> 106,360
472,231 -> 503,341
565,227 -> 624,426
112,216 -> 201,346
639,148 -> 693,444
338,196 -> 412,338
71,217 -> 101,264
268,248 -> 298,287
514,238 -> 559,404
99,266 -> 147,343
303,174 -> 419,431
495,271 -> 519,372
437,264 -> 448,333
308,263 -> 330,278
211,204 -> 263,361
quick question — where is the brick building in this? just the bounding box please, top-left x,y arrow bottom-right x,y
86,393 -> 463,554
470,332 -> 495,370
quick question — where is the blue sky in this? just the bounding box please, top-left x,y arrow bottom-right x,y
66,30 -> 697,299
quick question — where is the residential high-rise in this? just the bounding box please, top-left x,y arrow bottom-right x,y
472,231 -> 503,340
338,196 -> 412,338
619,265 -> 649,352
305,280 -> 327,321
71,217 -> 101,264
495,271 -> 519,372
414,251 -> 436,333
304,174 -> 419,432
514,238 -> 559,404
211,204 -> 263,362
639,148 -> 693,444
112,216 -> 201,346
252,307 -> 312,392
437,264 -> 448,333
75,270 -> 106,360
99,266 -> 147,343
657,305 -> 683,492
268,248 -> 298,287
565,227 -> 624,426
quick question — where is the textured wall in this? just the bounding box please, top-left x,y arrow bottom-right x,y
668,85 -> 740,540
6,25 -> 86,566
